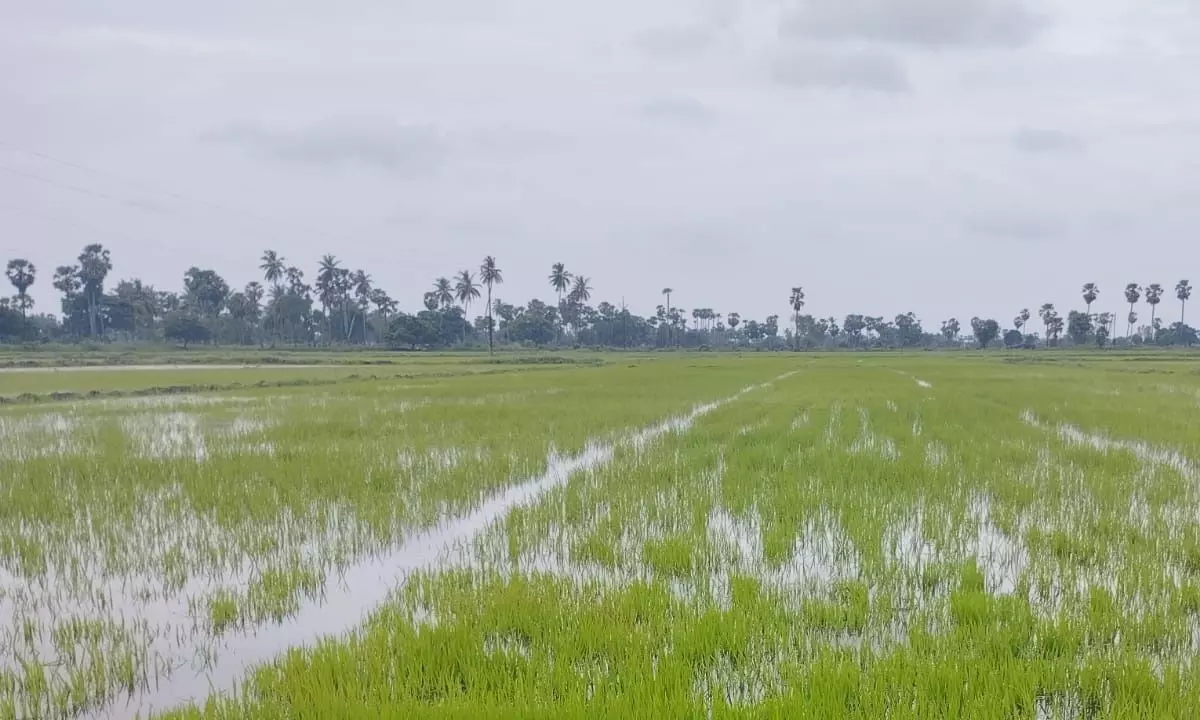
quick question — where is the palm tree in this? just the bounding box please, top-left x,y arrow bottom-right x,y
1082,282 -> 1099,317
549,263 -> 572,344
569,275 -> 592,304
243,281 -> 265,345
77,244 -> 112,336
561,276 -> 592,340
789,287 -> 805,348
1014,308 -> 1030,338
5,259 -> 36,317
455,270 -> 480,308
479,256 -> 504,355
260,250 -> 285,289
661,288 -> 674,347
428,278 -> 454,348
314,255 -> 341,343
549,262 -> 572,300
1178,279 -> 1193,326
455,270 -> 480,343
348,270 -> 372,343
1039,303 -> 1055,341
433,277 -> 455,309
370,288 -> 397,338
1123,284 -> 1141,337
285,266 -> 304,290
1144,283 -> 1163,333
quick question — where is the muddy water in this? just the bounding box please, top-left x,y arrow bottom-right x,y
92,373 -> 794,718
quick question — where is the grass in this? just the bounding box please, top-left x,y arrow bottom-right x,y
0,345 -> 531,368
3,352 -> 1200,718
0,355 -> 599,398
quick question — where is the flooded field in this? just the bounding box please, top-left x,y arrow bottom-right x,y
3,354 -> 1200,718
0,357 -> 569,400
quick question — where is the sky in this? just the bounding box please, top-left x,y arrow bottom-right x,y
2,0 -> 1199,328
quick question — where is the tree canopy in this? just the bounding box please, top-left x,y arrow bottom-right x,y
5,246 -> 1196,349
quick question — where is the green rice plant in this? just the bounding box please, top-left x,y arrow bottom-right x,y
9,352 -> 1200,718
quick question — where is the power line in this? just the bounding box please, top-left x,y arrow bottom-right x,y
0,140 -> 341,243
0,163 -> 175,215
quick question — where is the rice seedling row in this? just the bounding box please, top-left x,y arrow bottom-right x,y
5,354 -> 1200,718
1,358 -> 791,718
150,355 -> 1200,719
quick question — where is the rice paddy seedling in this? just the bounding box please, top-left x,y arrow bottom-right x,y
4,353 -> 1200,718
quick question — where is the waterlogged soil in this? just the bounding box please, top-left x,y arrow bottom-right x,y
5,355 -> 1200,719
1,361 -> 793,718
100,380 -> 773,717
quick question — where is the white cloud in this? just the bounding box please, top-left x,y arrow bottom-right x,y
771,48 -> 911,92
1012,128 -> 1085,154
640,95 -> 718,127
2,0 -> 1199,326
781,0 -> 1047,48
201,121 -> 448,175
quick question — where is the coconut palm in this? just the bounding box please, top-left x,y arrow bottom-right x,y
430,277 -> 454,309
1081,283 -> 1099,317
549,263 -> 572,344
549,263 -> 572,303
455,270 -> 480,343
428,277 -> 455,346
479,256 -> 504,355
789,287 -> 805,348
5,259 -> 36,316
455,270 -> 480,308
260,250 -> 285,289
1178,279 -> 1193,326
1123,284 -> 1141,337
568,275 -> 592,304
313,255 -> 342,342
1145,283 -> 1163,332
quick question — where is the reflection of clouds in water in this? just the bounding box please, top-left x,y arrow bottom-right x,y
0,413 -> 80,460
118,412 -> 275,461
0,407 -> 277,462
9,374 -> 788,717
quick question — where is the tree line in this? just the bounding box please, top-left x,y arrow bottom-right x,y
2,246 -> 1195,349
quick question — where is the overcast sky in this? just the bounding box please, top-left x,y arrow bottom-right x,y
3,0 -> 1199,327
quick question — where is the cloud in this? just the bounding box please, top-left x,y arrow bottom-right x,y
634,23 -> 718,58
966,210 -> 1065,241
57,25 -> 259,57
201,121 -> 447,174
1012,128 -> 1085,154
780,0 -> 1046,48
640,96 -> 718,127
771,48 -> 911,92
